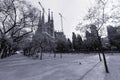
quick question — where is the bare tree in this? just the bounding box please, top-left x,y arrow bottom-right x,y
32,33 -> 53,60
0,0 -> 38,58
77,0 -> 110,73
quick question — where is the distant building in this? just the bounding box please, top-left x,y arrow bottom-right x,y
116,26 -> 120,34
90,24 -> 98,37
107,25 -> 120,50
33,9 -> 67,52
84,24 -> 101,50
85,24 -> 98,40
101,37 -> 110,48
107,26 -> 117,37
36,9 -> 54,38
54,31 -> 66,41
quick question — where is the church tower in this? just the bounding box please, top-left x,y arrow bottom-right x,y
48,9 -> 50,23
50,11 -> 54,37
38,11 -> 42,32
42,8 -> 45,24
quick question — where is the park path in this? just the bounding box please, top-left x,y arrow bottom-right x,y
0,53 -> 118,80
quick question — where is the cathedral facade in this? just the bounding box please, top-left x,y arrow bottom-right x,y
37,9 -> 54,38
33,9 -> 67,52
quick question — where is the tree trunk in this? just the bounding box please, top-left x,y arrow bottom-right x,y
40,50 -> 43,60
54,53 -> 56,58
60,53 -> 62,58
102,52 -> 109,73
97,35 -> 109,73
0,49 -> 4,59
98,53 -> 102,61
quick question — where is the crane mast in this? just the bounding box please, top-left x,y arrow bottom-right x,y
59,13 -> 64,32
38,1 -> 47,15
38,2 -> 44,12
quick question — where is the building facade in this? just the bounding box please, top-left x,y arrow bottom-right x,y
33,9 -> 67,52
37,9 -> 54,38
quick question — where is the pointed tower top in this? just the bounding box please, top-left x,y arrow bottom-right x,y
42,8 -> 45,23
39,10 -> 41,18
48,9 -> 50,22
51,11 -> 53,21
38,10 -> 42,25
38,10 -> 42,30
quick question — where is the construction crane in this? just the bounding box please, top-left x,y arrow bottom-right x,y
38,1 -> 47,15
59,13 -> 64,32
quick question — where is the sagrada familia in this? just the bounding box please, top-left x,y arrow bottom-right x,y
37,9 -> 54,38
34,9 -> 66,44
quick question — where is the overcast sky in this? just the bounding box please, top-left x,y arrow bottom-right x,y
27,0 -> 95,39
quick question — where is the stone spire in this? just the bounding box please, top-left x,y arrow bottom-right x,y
48,9 -> 50,23
51,11 -> 53,21
42,8 -> 45,23
50,11 -> 54,36
38,11 -> 42,26
38,11 -> 43,32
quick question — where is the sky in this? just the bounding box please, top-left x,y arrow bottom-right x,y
27,0 -> 95,39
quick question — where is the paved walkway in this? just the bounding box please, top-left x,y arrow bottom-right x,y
104,54 -> 120,80
82,53 -> 120,80
0,53 -> 120,80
